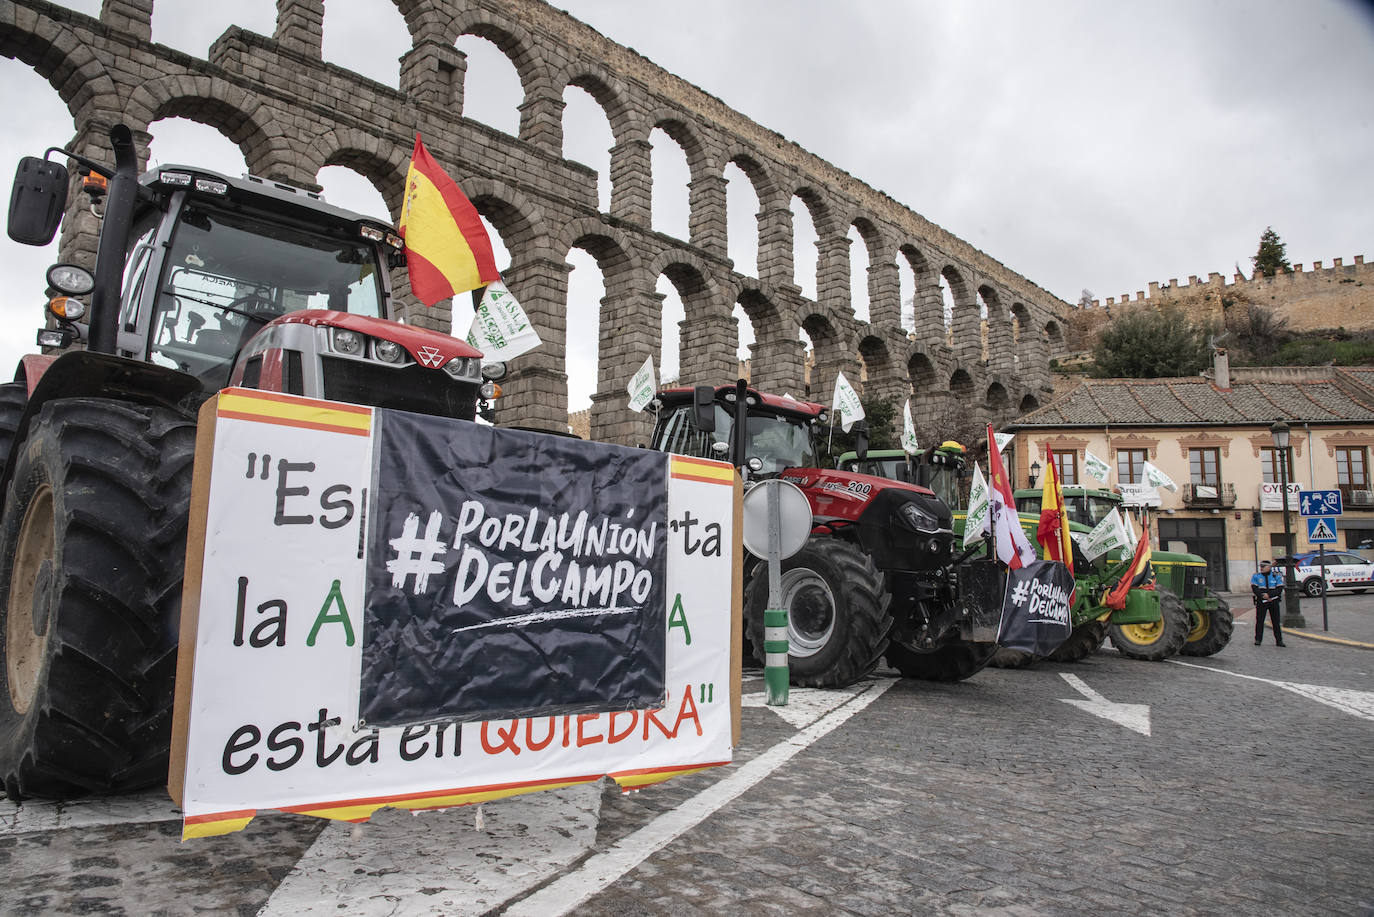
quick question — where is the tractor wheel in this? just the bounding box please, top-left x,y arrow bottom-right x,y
744,536 -> 892,688
0,382 -> 27,481
987,647 -> 1038,669
0,398 -> 196,799
884,641 -> 998,682
1047,619 -> 1110,663
1107,588 -> 1190,661
1179,595 -> 1234,657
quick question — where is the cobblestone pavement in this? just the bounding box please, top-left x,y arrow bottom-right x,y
4,595 -> 1372,916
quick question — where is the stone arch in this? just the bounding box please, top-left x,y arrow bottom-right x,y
949,367 -> 976,403
3,11 -> 120,119
849,215 -> 896,326
858,333 -> 904,404
315,126 -> 412,213
125,77 -> 291,182
986,381 -> 1010,413
448,11 -> 547,103
559,219 -> 643,292
1044,318 -> 1065,351
1019,393 -> 1041,412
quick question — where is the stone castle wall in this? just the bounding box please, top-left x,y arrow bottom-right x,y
1069,256 -> 1372,351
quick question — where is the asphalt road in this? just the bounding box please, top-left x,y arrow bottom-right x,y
4,594 -> 1372,916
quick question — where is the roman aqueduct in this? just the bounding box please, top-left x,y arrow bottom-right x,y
2,0 -> 1073,444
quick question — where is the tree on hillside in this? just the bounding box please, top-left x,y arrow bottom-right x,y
1251,227 -> 1292,278
1089,306 -> 1216,378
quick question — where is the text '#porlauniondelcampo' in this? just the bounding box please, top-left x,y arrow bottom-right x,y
360,414 -> 670,728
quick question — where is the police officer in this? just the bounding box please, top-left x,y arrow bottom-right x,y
1250,560 -> 1285,646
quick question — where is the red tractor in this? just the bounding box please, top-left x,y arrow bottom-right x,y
650,382 -> 1003,687
0,125 -> 503,799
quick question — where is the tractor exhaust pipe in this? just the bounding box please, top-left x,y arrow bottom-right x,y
87,125 -> 139,354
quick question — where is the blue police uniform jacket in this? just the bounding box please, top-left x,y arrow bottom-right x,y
1251,570 -> 1283,593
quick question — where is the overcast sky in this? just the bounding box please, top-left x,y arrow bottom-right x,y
2,0 -> 1371,410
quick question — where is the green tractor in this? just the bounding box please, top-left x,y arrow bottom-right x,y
838,447 -> 1232,662
1012,486 -> 1234,661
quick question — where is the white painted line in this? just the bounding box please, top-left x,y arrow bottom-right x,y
1058,673 -> 1151,736
502,678 -> 895,917
1170,660 -> 1374,722
257,784 -> 602,917
0,790 -> 181,836
740,683 -> 871,729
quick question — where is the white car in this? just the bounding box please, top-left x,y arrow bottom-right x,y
1283,551 -> 1374,597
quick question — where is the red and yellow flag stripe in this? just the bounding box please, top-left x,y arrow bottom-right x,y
217,388 -> 372,437
399,134 -> 500,306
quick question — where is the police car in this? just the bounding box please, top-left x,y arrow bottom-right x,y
1276,551 -> 1374,597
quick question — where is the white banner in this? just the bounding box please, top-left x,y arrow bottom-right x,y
994,431 -> 1014,454
465,280 -> 542,360
1142,460 -> 1178,492
1259,482 -> 1302,511
964,463 -> 990,547
901,400 -> 919,455
173,390 -> 737,840
831,372 -> 864,433
627,356 -> 655,413
1118,483 -> 1161,507
1083,450 -> 1111,484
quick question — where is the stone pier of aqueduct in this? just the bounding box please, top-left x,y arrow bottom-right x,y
2,0 -> 1073,445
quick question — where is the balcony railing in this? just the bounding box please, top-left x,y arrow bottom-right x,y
1337,483 -> 1373,506
1182,482 -> 1236,507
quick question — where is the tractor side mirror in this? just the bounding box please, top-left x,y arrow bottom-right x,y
693,384 -> 716,434
8,156 -> 69,246
854,421 -> 869,461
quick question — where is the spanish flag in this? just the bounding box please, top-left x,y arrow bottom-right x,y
399,134 -> 500,306
1104,521 -> 1154,611
1036,450 -> 1074,577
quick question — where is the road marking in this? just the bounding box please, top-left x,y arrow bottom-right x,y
1170,660 -> 1374,721
1058,673 -> 1151,735
502,678 -> 896,916
0,791 -> 181,836
741,683 -> 869,728
257,785 -> 602,917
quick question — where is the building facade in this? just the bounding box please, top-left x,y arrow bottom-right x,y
1003,355 -> 1374,591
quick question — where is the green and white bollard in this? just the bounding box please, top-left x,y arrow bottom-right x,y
763,606 -> 789,704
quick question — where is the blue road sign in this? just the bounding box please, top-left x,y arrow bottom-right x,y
1306,516 -> 1338,544
1299,489 -> 1342,517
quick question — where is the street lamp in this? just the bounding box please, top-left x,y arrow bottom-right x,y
1029,460 -> 1041,488
1270,419 -> 1306,628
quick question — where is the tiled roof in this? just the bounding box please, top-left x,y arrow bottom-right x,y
1013,371 -> 1374,428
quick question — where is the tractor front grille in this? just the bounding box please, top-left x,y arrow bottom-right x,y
321,356 -> 479,421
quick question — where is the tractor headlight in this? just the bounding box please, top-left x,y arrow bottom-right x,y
444,356 -> 480,381
46,263 -> 94,296
481,361 -> 507,381
480,381 -> 502,400
373,339 -> 404,363
333,329 -> 364,355
899,501 -> 941,534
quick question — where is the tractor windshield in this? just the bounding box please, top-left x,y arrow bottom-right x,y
148,201 -> 384,389
653,402 -> 818,473
1017,492 -> 1121,528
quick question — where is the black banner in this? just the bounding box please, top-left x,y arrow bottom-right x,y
360,411 -> 668,727
996,560 -> 1074,656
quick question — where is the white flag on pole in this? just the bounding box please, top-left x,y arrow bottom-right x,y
901,400 -> 920,455
1083,450 -> 1111,484
993,431 -> 1014,454
626,356 -> 655,413
1142,460 -> 1178,492
465,280 -> 542,360
964,463 -> 990,547
831,372 -> 864,433
1079,507 -> 1131,562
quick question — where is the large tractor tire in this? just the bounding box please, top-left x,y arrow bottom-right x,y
0,381 -> 27,480
1047,619 -> 1110,663
1179,594 -> 1234,657
1107,588 -> 1190,661
744,536 -> 892,688
0,398 -> 196,799
987,647 -> 1038,669
884,641 -> 999,682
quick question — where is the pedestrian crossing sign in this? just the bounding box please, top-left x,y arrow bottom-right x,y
1306,516 -> 1338,544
